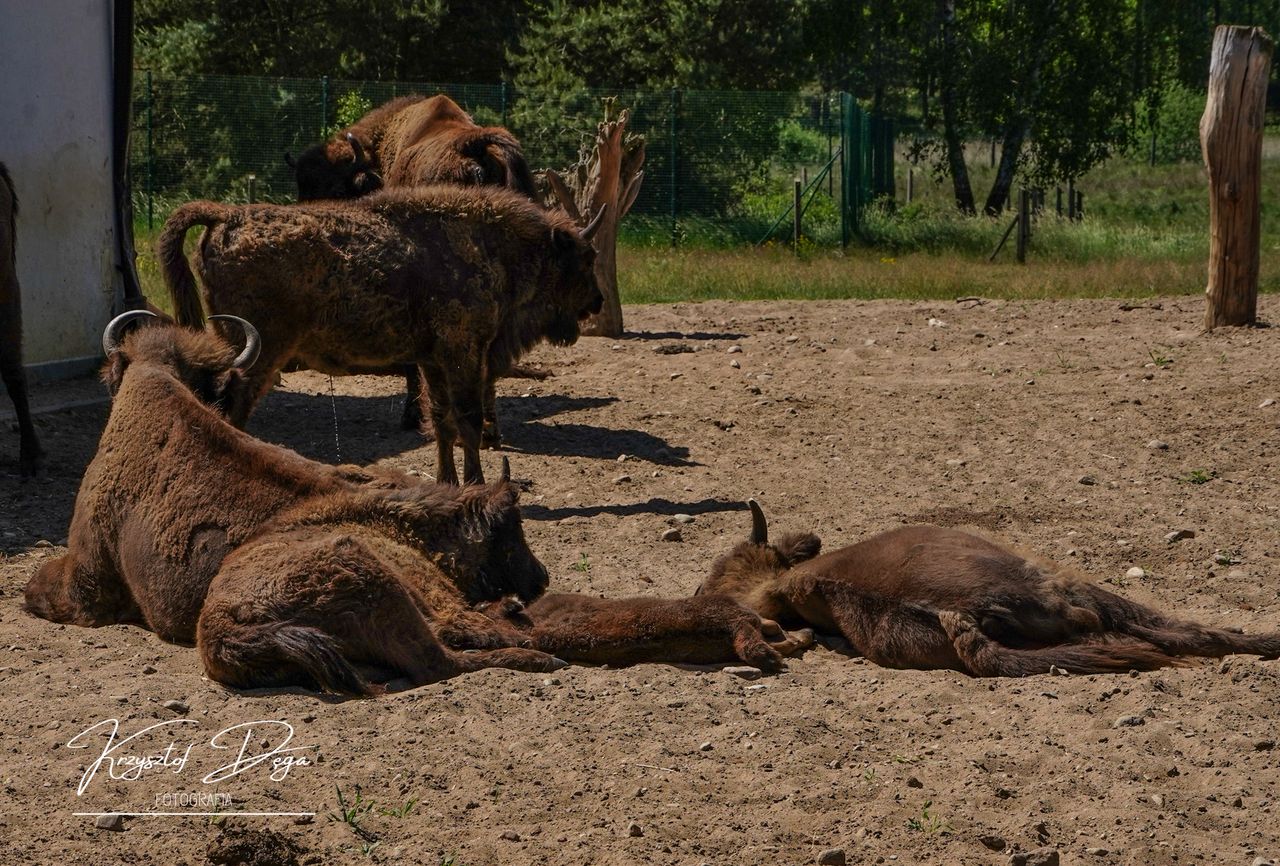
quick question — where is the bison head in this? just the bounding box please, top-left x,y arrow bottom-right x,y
696,500 -> 823,623
101,310 -> 261,420
288,132 -> 383,202
457,457 -> 550,603
545,206 -> 607,346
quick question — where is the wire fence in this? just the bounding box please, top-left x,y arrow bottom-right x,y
130,73 -> 894,247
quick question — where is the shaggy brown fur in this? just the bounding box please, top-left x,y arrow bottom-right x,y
0,163 -> 43,477
698,502 -> 1280,677
158,184 -> 603,485
478,593 -> 815,670
24,322 -> 562,695
290,94 -> 537,203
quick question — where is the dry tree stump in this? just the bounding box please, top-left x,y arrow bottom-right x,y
1201,24 -> 1274,330
544,100 -> 645,338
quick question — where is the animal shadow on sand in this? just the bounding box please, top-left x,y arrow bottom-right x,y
625,329 -> 748,342
522,497 -> 743,522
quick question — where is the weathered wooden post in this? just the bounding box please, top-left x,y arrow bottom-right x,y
544,100 -> 646,338
793,178 -> 802,252
1202,25 -> 1274,329
1016,188 -> 1030,264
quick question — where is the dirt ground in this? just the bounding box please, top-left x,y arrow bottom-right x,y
1,296 -> 1278,866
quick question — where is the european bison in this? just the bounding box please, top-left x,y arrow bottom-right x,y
480,592 -> 815,670
25,312 -> 563,695
288,94 -> 537,203
159,185 -> 604,485
0,162 -> 43,477
697,500 -> 1280,676
288,94 -> 543,438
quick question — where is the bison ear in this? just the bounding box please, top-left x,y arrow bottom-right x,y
100,352 -> 129,396
774,532 -> 822,566
550,226 -> 578,254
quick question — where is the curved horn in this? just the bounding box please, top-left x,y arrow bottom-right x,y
747,498 -> 768,545
500,456 -> 511,482
102,309 -> 159,355
345,132 -> 368,166
208,314 -> 262,370
580,203 -> 608,242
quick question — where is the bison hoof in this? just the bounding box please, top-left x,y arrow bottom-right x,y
480,427 -> 503,450
938,610 -> 978,639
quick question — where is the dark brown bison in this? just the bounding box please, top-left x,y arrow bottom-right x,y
25,312 -> 563,695
697,500 -> 1280,676
0,163 -> 43,477
287,94 -> 542,438
159,185 -> 604,485
288,94 -> 537,203
479,592 -> 815,670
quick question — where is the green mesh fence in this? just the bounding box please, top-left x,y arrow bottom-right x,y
131,73 -> 893,247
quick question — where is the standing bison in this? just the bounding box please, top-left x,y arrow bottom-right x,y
288,94 -> 538,203
158,185 -> 604,485
698,500 -> 1280,676
25,312 -> 563,695
0,162 -> 43,477
288,93 -> 542,436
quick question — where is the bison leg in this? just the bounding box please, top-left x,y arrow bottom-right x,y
437,607 -> 534,650
0,338 -> 42,478
759,619 -> 816,658
401,365 -> 433,436
481,373 -> 501,450
24,555 -> 137,628
818,582 -> 964,671
420,361 -> 460,485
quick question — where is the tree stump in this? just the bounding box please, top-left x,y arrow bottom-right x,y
1201,25 -> 1273,330
544,100 -> 645,338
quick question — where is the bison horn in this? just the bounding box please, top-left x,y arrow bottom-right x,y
581,204 -> 609,242
102,309 -> 159,355
345,132 -> 368,166
747,498 -> 768,545
208,314 -> 262,370
500,456 -> 511,482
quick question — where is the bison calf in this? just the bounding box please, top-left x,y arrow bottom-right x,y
160,185 -> 603,485
25,314 -> 563,695
697,500 -> 1280,677
479,592 -> 815,671
0,163 -> 43,477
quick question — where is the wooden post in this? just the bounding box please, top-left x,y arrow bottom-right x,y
793,178 -> 803,252
1075,191 -> 1084,221
1202,25 -> 1273,329
1016,188 -> 1029,264
1055,186 -> 1062,217
907,167 -> 914,203
247,174 -> 257,204
1067,179 -> 1075,220
543,101 -> 646,338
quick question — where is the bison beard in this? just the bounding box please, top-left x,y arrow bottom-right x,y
24,319 -> 564,695
158,185 -> 604,485
698,500 -> 1280,677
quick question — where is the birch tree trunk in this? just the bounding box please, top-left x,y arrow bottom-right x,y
1202,25 -> 1273,330
938,0 -> 975,215
544,101 -> 646,338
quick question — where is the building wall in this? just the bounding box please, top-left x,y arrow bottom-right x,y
0,1 -> 119,375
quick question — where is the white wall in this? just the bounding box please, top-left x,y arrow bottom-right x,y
0,1 -> 119,373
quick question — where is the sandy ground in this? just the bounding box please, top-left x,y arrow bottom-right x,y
1,296 -> 1278,866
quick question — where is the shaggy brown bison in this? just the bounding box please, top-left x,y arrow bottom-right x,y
24,312 -> 563,695
0,163 -> 43,477
288,94 -> 537,203
697,500 -> 1280,676
288,94 -> 542,437
159,185 -> 604,485
479,592 -> 815,670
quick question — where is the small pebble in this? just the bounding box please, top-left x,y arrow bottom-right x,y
727,345 -> 742,354
1125,566 -> 1146,579
723,666 -> 762,680
500,830 -> 521,842
95,813 -> 124,831
673,514 -> 695,524
927,318 -> 947,328
1164,529 -> 1195,543
627,822 -> 643,837
1150,793 -> 1164,807
162,700 -> 189,714
699,741 -> 713,751
906,776 -> 923,788
945,458 -> 966,467
1010,848 -> 1060,866
661,528 -> 683,543
141,665 -> 156,675
1113,714 -> 1145,728
33,539 -> 52,548
979,834 -> 1007,851
1078,475 -> 1097,486
785,335 -> 799,343
1255,739 -> 1276,751
1146,439 -> 1169,450
1260,398 -> 1276,409
817,848 -> 846,866
730,359 -> 741,368
614,474 -> 631,485
1086,848 -> 1108,857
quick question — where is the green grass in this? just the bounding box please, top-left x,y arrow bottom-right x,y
135,136 -> 1280,306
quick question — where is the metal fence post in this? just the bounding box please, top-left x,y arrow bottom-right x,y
793,178 -> 802,252
320,75 -> 330,137
500,81 -> 508,127
669,88 -> 679,248
145,69 -> 154,230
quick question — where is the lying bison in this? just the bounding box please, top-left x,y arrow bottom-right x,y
697,500 -> 1280,676
0,162 -> 42,477
25,312 -> 563,694
480,592 -> 815,670
288,94 -> 537,203
159,185 -> 604,485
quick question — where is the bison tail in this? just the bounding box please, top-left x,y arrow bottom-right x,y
200,621 -> 375,696
158,201 -> 230,328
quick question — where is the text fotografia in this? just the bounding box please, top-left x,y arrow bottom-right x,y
156,791 -> 231,810
66,718 -> 314,797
